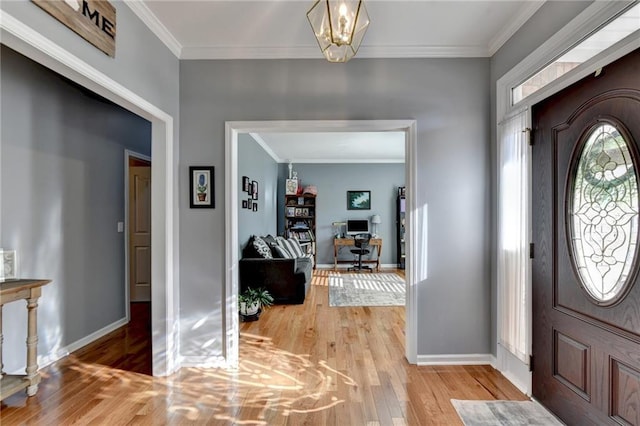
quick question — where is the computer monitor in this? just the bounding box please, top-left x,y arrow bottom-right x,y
346,219 -> 370,235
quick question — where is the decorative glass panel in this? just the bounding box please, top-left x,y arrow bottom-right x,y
570,123 -> 639,304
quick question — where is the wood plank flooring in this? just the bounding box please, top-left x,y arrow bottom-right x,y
0,270 -> 527,425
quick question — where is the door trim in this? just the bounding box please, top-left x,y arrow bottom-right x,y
224,120 -> 418,368
495,1 -> 640,395
124,150 -> 152,320
1,11 -> 179,376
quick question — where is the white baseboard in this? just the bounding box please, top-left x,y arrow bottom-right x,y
180,355 -> 227,369
316,263 -> 400,270
417,353 -> 494,366
490,354 -> 498,368
32,317 -> 128,372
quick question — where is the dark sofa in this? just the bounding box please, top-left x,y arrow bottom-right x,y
239,235 -> 313,304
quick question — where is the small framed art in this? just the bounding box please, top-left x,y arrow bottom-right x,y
242,176 -> 251,193
190,166 -> 215,208
252,181 -> 258,200
285,179 -> 298,195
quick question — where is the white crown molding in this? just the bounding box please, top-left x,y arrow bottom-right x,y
181,44 -> 491,60
488,1 -> 546,56
123,0 -> 182,58
285,158 -> 405,164
248,133 -> 282,163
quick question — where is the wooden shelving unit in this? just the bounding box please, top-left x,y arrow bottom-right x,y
397,187 -> 406,269
284,194 -> 316,265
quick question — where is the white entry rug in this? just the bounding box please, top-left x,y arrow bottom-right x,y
451,400 -> 565,426
328,272 -> 405,307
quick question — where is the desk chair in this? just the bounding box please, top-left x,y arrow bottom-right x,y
349,233 -> 373,272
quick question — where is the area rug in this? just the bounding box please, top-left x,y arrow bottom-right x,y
451,399 -> 565,426
328,272 -> 405,307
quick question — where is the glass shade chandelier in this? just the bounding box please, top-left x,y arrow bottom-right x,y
307,0 -> 370,63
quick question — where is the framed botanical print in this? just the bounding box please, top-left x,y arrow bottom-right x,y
190,166 -> 215,208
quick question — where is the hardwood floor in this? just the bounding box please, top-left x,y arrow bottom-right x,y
0,270 -> 527,425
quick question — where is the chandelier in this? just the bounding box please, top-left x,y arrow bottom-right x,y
307,0 -> 370,63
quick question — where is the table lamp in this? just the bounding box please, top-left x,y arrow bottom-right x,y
371,214 -> 381,237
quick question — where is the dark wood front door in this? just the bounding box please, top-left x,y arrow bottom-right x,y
532,49 -> 640,425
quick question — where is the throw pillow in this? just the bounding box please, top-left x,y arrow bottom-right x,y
262,234 -> 277,246
242,236 -> 261,258
272,245 -> 293,259
252,237 -> 273,259
287,238 -> 306,257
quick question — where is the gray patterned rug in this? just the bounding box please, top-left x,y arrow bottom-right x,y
451,400 -> 565,425
328,272 -> 405,307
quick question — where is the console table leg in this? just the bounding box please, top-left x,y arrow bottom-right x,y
25,296 -> 40,396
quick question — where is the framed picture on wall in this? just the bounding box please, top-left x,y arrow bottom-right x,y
242,200 -> 248,209
253,203 -> 258,212
189,166 -> 215,208
252,181 -> 258,200
0,249 -> 17,281
347,190 -> 371,210
242,176 -> 250,193
248,199 -> 253,210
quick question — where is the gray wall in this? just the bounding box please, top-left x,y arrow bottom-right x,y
488,1 -> 594,353
0,0 -> 180,116
238,134 -> 278,253
0,46 -> 151,372
279,163 -> 404,265
180,57 -> 491,357
1,1 -> 179,371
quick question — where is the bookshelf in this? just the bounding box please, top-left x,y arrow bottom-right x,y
284,194 -> 316,265
397,186 -> 406,269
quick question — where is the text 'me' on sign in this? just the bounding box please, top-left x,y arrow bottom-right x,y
32,0 -> 116,57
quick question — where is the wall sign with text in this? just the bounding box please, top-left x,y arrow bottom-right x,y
32,0 -> 116,57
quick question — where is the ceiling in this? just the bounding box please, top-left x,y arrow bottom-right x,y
130,1 -> 546,59
251,131 -> 405,163
127,1 -> 546,161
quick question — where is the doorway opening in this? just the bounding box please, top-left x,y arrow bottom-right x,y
2,14 -> 179,376
225,120 -> 418,368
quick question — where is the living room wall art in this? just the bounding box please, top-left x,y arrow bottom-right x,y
347,190 -> 371,210
252,181 -> 259,200
242,176 -> 250,193
189,166 -> 215,208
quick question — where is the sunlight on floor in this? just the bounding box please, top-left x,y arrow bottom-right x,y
25,332 -> 359,424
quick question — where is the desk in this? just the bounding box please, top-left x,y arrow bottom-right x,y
0,279 -> 50,400
333,238 -> 382,271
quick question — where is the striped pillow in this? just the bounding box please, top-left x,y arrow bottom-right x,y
286,238 -> 306,257
273,245 -> 293,259
275,236 -> 299,258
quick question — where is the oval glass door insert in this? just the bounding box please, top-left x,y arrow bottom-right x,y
570,123 -> 639,304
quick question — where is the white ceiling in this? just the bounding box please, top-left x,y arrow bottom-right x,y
251,131 -> 405,163
127,1 -> 547,161
129,1 -> 546,59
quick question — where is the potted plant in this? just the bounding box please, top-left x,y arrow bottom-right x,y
238,287 -> 274,322
197,173 -> 208,201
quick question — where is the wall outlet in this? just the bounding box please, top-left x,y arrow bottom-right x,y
117,222 -> 124,233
